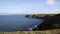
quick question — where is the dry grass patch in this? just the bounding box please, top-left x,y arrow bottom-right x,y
0,29 -> 60,34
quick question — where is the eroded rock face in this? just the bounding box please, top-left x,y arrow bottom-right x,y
33,14 -> 60,30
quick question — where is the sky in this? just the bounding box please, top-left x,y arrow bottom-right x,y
0,0 -> 60,15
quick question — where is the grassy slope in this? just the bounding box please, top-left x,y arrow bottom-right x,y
0,29 -> 60,34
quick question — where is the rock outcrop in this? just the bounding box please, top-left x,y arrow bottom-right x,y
33,14 -> 60,30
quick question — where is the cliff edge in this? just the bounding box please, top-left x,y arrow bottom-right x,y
33,14 -> 60,30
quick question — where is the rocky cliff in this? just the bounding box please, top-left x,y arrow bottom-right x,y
33,14 -> 60,30
25,14 -> 60,30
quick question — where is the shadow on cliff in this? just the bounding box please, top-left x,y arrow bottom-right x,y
33,14 -> 60,30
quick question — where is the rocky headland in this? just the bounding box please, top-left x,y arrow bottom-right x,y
25,14 -> 60,30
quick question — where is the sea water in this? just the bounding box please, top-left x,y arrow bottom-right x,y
0,15 -> 44,32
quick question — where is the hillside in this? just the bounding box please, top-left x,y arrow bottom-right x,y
25,14 -> 56,19
32,14 -> 60,30
25,14 -> 60,30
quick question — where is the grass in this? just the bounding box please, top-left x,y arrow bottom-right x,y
0,29 -> 60,34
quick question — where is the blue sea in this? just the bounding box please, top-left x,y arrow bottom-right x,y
0,15 -> 44,32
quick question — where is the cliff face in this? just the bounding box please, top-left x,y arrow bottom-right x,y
33,14 -> 60,30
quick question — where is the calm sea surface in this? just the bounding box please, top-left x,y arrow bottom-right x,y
0,15 -> 43,32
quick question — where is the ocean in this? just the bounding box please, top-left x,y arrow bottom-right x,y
0,15 -> 43,32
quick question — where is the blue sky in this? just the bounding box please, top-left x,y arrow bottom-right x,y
0,0 -> 60,15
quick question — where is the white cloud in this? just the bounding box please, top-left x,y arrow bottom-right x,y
49,9 -> 60,14
55,9 -> 60,11
46,0 -> 58,6
54,9 -> 60,13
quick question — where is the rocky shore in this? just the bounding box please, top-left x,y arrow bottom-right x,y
36,14 -> 60,30
25,14 -> 60,30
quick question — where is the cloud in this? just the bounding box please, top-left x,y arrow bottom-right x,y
55,9 -> 60,11
49,9 -> 60,14
46,0 -> 58,6
54,9 -> 60,13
